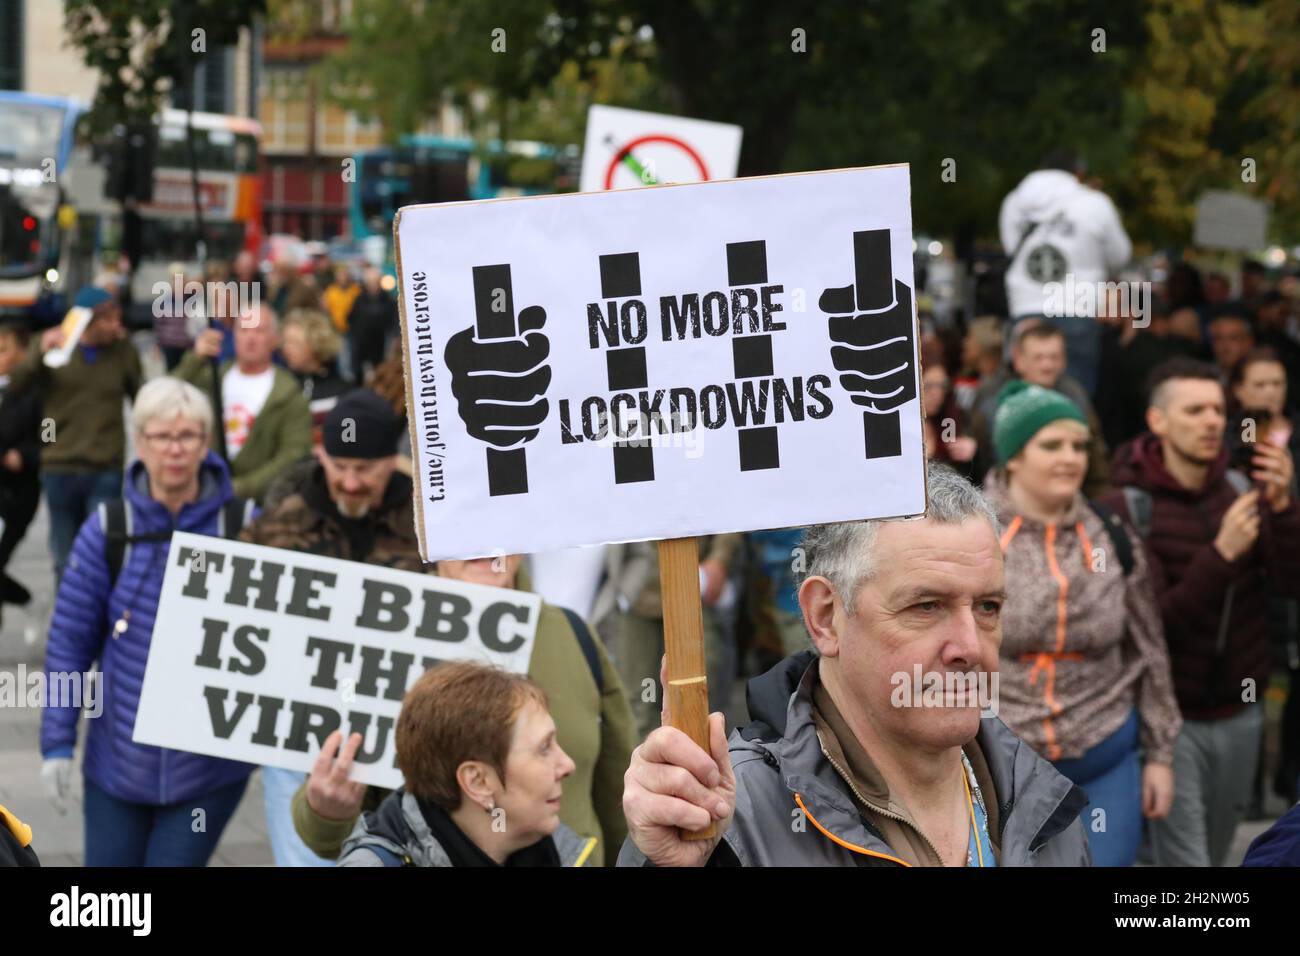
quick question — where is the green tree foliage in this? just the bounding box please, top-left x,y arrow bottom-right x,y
1241,0 -> 1300,239
321,1 -> 642,142
1126,0 -> 1269,244
65,0 -> 264,133
322,0 -> 1297,243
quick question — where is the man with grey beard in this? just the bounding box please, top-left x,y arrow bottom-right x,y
239,387 -> 423,866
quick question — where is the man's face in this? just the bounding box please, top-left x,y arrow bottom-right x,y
82,302 -> 124,347
234,251 -> 257,281
1257,300 -> 1287,331
234,308 -> 278,369
1209,318 -> 1254,373
1148,378 -> 1226,465
805,517 -> 1004,751
0,332 -> 25,376
1242,269 -> 1265,300
1012,335 -> 1065,388
320,453 -> 396,518
1205,275 -> 1231,304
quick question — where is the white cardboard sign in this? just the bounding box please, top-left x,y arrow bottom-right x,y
1194,190 -> 1269,252
395,164 -> 926,562
578,105 -> 742,192
133,533 -> 540,788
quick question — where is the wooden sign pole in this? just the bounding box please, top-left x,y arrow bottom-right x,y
658,536 -> 717,841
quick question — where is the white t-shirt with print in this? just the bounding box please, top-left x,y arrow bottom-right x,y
222,366 -> 275,459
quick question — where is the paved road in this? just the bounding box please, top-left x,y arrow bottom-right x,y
0,502 -> 1284,866
1,501 -> 275,866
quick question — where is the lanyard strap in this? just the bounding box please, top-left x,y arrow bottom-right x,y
962,750 -> 996,868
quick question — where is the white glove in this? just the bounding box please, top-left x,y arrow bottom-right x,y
41,757 -> 74,815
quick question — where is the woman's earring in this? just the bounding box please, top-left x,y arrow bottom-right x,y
485,799 -> 496,814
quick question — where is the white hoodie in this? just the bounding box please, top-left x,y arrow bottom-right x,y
999,169 -> 1132,318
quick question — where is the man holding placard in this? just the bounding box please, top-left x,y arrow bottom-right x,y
391,164 -> 1086,865
8,285 -> 142,580
395,163 -> 928,770
620,464 -> 1091,867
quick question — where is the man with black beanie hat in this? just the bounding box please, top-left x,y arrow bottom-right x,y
245,389 -> 417,565
240,387 -> 423,867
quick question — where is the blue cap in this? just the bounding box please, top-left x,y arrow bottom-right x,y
73,286 -> 112,310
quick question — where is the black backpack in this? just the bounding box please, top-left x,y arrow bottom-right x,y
1116,470 -> 1253,543
99,496 -> 254,587
558,606 -> 604,695
1088,499 -> 1136,578
1111,470 -> 1255,711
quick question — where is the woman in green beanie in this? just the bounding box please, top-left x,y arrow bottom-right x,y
984,379 -> 1181,866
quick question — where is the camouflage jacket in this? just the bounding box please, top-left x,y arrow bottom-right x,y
240,462 -> 423,573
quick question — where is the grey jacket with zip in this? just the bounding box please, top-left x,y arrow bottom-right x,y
619,652 -> 1092,867
338,789 -> 597,867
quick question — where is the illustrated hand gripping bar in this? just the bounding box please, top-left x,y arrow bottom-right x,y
444,264 -> 552,496
819,229 -> 917,459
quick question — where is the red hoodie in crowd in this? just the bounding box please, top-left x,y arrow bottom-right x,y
1102,432 -> 1300,721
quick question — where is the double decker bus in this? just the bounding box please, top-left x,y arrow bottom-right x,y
348,136 -> 576,270
129,108 -> 263,309
0,91 -> 262,324
0,92 -> 83,322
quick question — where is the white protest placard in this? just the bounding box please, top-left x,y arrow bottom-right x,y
133,532 -> 540,789
396,164 -> 925,562
42,305 -> 93,368
578,105 -> 742,191
1194,190 -> 1269,252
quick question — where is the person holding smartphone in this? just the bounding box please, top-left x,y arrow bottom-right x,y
1228,347 -> 1300,807
1104,357 -> 1300,866
1229,346 -> 1298,481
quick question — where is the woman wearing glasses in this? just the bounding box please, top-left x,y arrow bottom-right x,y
39,378 -> 256,866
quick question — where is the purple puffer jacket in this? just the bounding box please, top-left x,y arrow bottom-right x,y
40,451 -> 255,804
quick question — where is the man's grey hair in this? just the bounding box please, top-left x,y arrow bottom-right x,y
796,462 -> 1000,615
239,300 -> 279,332
133,377 -> 214,438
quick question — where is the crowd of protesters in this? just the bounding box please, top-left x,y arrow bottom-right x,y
4,153 -> 1300,868
910,149 -> 1300,869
